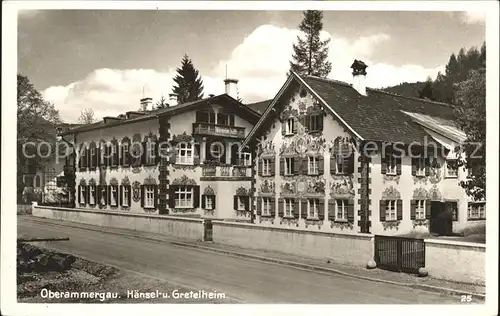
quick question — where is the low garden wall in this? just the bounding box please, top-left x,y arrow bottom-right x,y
424,238 -> 485,285
32,204 -> 204,241
212,220 -> 374,267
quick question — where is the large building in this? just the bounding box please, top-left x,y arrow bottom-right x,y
60,60 -> 485,236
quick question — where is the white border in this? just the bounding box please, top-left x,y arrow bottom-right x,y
2,2 -> 498,316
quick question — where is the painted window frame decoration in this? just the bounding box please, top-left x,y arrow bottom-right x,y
233,186 -> 251,213
308,156 -> 319,175
141,175 -> 158,210
445,159 -> 458,178
78,178 -> 87,206
168,175 -> 199,211
379,186 -> 403,224
330,137 -> 355,175
88,178 -> 97,206
202,186 -> 216,211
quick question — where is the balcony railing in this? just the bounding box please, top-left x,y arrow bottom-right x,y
201,165 -> 252,178
193,122 -> 246,139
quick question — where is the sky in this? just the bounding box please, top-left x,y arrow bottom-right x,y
18,9 -> 486,123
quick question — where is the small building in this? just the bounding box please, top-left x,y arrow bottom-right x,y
241,60 -> 485,236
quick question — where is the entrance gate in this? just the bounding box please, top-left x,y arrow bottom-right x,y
374,235 -> 425,274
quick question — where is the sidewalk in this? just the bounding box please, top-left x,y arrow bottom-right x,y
20,215 -> 486,299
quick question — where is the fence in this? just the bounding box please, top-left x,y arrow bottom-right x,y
374,235 -> 425,274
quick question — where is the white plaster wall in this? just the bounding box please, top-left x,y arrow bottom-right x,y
425,239 -> 485,285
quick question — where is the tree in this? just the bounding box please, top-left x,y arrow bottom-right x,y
289,10 -> 332,78
156,94 -> 169,109
17,74 -> 61,200
418,77 -> 435,100
454,68 -> 486,201
77,108 -> 96,124
171,54 -> 204,104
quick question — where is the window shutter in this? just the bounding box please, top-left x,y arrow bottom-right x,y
410,200 -> 417,220
302,157 -> 308,175
154,185 -> 158,209
168,185 -> 175,208
85,185 -> 89,205
425,200 -> 432,219
381,156 -> 387,174
347,199 -> 355,222
301,199 -> 308,219
279,158 -> 285,176
281,121 -> 286,135
292,118 -> 297,134
293,157 -> 301,175
256,197 -> 262,215
396,157 -> 402,175
127,185 -> 132,206
318,115 -> 324,131
119,185 -> 123,206
411,158 -> 417,176
379,200 -> 386,222
345,154 -> 354,174
233,196 -> 238,210
318,156 -> 324,175
86,148 -> 90,168
294,200 -> 300,219
170,147 -> 178,164
107,145 -> 112,167
141,141 -> 147,165
318,199 -> 325,220
140,185 -> 145,208
96,185 -> 101,205
194,144 -> 200,165
245,196 -> 251,211
425,158 -> 430,176
78,186 -> 81,205
278,198 -> 284,218
269,158 -> 275,176
229,115 -> 235,126
201,194 -> 206,209
193,186 -> 200,208
302,116 -> 309,133
328,199 -> 335,221
330,154 -> 336,174
212,195 -> 216,209
269,197 -> 275,217
107,185 -> 112,206
397,199 -> 403,220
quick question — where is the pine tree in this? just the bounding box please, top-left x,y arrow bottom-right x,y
289,10 -> 332,78
156,94 -> 169,109
171,54 -> 204,104
418,77 -> 435,100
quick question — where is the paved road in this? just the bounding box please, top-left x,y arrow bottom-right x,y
18,216 -> 458,304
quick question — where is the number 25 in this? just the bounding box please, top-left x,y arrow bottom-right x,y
461,294 -> 472,302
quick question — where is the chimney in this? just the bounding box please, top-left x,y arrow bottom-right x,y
168,93 -> 178,106
140,97 -> 153,111
350,60 -> 368,96
224,78 -> 239,100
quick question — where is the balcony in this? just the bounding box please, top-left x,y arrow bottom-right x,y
193,122 -> 246,139
201,165 -> 252,180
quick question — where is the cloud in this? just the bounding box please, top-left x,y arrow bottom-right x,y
43,24 -> 444,123
454,11 -> 486,24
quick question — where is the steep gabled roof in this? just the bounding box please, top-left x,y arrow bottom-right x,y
63,94 -> 260,135
242,72 -> 459,148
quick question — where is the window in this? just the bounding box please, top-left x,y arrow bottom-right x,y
308,199 -> 319,218
262,197 -> 272,216
110,186 -> 118,206
241,153 -> 252,167
262,159 -> 271,176
308,156 -> 319,175
415,200 -> 426,220
468,202 -> 486,220
336,200 -> 348,221
177,143 -> 193,165
336,154 -> 346,174
80,186 -> 86,204
238,196 -> 246,211
385,200 -> 397,221
122,186 -> 130,207
218,113 -> 229,126
175,186 -> 193,208
308,114 -> 322,131
386,155 -> 397,175
284,199 -> 294,217
211,143 -> 224,162
122,143 -> 130,165
144,186 -> 155,208
445,159 -> 458,178
415,157 -> 425,176
100,187 -> 107,205
285,158 -> 294,176
110,145 -> 117,166
146,142 -> 156,165
205,195 -> 214,210
89,186 -> 96,205
446,201 -> 458,221
90,148 -> 96,167
285,118 -> 294,135
208,112 -> 216,124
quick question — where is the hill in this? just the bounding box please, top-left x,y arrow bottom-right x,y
381,82 -> 427,98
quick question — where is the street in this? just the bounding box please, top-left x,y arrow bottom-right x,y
17,216 -> 458,304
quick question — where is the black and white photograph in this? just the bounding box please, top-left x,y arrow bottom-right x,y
1,1 -> 498,315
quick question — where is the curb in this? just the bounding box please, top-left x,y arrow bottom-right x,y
170,241 -> 486,300
18,237 -> 70,242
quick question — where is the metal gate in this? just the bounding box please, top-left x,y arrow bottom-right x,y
374,235 -> 425,274
203,220 -> 213,242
